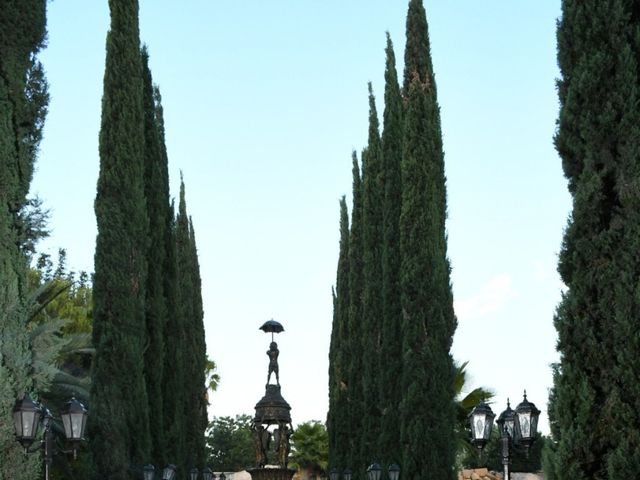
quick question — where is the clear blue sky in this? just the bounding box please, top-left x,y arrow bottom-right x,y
33,1 -> 567,434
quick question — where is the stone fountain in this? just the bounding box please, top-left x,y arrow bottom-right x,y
247,320 -> 296,480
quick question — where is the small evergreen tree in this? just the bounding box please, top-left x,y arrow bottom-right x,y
90,0 -> 151,477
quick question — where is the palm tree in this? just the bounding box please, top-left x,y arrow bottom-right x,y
454,360 -> 494,465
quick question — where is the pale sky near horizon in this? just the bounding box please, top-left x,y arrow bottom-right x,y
32,1 -> 567,437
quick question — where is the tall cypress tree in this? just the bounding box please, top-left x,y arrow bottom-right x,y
346,152 -> 365,477
172,177 -> 192,474
361,83 -> 384,464
91,0 -> 151,477
141,46 -> 169,469
328,197 -> 351,471
162,197 -> 183,468
0,2 -> 48,479
550,1 -> 640,477
379,32 -> 403,468
399,1 -> 457,479
187,216 -> 208,469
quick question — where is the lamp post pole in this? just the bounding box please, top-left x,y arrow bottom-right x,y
43,411 -> 53,480
499,425 -> 510,480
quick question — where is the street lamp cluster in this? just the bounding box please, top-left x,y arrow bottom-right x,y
144,465 -> 222,480
329,463 -> 399,480
469,391 -> 541,480
13,393 -> 88,480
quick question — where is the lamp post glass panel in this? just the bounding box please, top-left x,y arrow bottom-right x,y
202,468 -> 214,480
13,394 -> 43,449
367,463 -> 381,480
513,391 -> 541,451
162,464 -> 177,480
343,468 -> 352,480
388,464 -> 400,480
60,396 -> 88,458
468,401 -> 495,451
190,468 -> 199,480
330,467 -> 340,480
496,399 -> 516,440
144,464 -> 156,480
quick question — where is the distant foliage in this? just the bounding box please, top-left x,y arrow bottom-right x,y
290,421 -> 329,476
206,415 -> 255,471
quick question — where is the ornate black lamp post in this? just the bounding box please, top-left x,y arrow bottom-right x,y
144,464 -> 156,480
330,467 -> 353,480
162,464 -> 177,480
387,464 -> 400,480
366,463 -> 381,480
469,392 -> 540,480
513,391 -> 540,452
202,468 -> 214,480
145,464 -> 179,480
190,467 -> 199,480
469,399 -> 496,454
365,463 -> 399,480
13,393 -> 88,480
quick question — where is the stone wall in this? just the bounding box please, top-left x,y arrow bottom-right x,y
459,470 -> 543,480
459,468 -> 502,480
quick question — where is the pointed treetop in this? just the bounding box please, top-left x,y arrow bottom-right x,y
351,151 -> 361,188
178,171 -> 187,218
403,0 -> 434,93
339,195 -> 349,226
385,32 -> 398,84
367,82 -> 381,150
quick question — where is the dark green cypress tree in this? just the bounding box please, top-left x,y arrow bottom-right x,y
347,152 -> 366,477
162,197 -> 184,468
551,1 -> 640,477
399,1 -> 457,479
361,83 -> 384,464
173,177 -> 192,474
0,2 -> 48,478
328,197 -> 350,471
154,86 -> 184,469
141,46 -> 169,469
187,216 -> 208,470
90,0 -> 151,477
379,32 -> 403,468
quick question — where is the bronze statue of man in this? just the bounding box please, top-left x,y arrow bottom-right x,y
267,341 -> 280,385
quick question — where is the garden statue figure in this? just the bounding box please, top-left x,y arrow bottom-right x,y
267,342 -> 280,386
